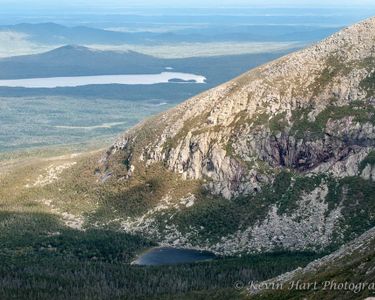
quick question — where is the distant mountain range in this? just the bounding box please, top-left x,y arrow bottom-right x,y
0,22 -> 341,45
0,23 -> 157,44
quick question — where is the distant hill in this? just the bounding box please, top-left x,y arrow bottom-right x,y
0,45 -> 164,79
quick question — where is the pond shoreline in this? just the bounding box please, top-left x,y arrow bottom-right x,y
132,246 -> 218,266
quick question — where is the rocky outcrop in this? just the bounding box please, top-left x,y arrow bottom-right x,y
360,162 -> 375,180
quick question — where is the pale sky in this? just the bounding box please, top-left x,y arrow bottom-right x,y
1,0 -> 375,10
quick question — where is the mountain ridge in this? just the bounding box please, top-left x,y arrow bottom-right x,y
105,16 -> 375,196
94,16 -> 375,255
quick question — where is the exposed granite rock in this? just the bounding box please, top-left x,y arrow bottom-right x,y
361,164 -> 375,180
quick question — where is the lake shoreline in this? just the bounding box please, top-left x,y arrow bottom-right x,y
0,72 -> 206,88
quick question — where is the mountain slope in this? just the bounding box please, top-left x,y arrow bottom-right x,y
93,17 -> 375,256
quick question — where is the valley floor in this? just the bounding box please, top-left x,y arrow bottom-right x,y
0,148 -> 321,299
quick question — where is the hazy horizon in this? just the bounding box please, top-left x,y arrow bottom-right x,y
1,0 -> 375,14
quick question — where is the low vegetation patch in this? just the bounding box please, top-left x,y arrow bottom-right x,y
291,101 -> 375,139
309,55 -> 352,97
359,150 -> 375,172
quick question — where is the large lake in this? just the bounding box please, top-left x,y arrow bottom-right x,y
0,72 -> 206,88
132,247 -> 217,266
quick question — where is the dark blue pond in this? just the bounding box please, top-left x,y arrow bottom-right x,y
132,247 -> 217,266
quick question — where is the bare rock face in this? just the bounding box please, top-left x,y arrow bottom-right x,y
99,17 -> 375,254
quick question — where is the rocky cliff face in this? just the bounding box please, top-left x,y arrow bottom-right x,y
99,17 -> 375,255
